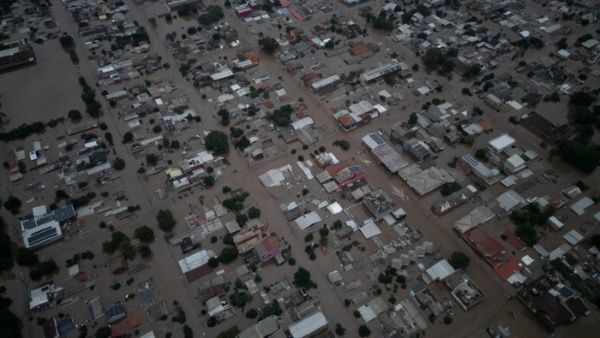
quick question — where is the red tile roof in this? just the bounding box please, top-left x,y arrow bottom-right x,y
493,255 -> 521,280
463,227 -> 505,267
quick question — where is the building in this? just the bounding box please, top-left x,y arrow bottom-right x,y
178,250 -> 217,283
326,163 -> 366,188
0,39 -> 35,70
233,225 -> 282,264
488,134 -> 516,154
398,164 -> 455,196
239,315 -> 280,338
287,311 -> 328,338
166,0 -> 202,11
363,189 -> 396,220
403,139 -> 432,161
462,227 -> 505,267
360,61 -> 408,84
362,132 -> 410,174
504,154 -> 525,173
21,204 -> 76,249
520,111 -> 571,141
308,74 -> 341,94
29,282 -> 59,311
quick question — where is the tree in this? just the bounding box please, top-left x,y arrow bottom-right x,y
0,219 -> 15,273
556,140 -> 600,173
219,247 -> 239,264
16,247 -> 38,267
358,325 -> 371,337
245,309 -> 258,318
408,112 -> 418,125
156,209 -> 176,232
3,196 -> 21,215
0,291 -> 22,338
474,148 -> 488,162
335,323 -> 346,336
206,317 -> 217,327
204,131 -> 229,155
440,182 -> 461,196
119,240 -> 137,261
122,132 -> 134,143
293,267 -> 317,289
68,109 -> 82,122
59,35 -> 75,49
248,207 -> 261,219
134,226 -> 155,243
207,257 -> 219,268
146,154 -> 158,166
95,326 -> 111,338
183,324 -> 193,338
333,140 -> 350,150
448,251 -> 470,269
230,291 -> 252,308
258,37 -> 279,53
113,158 -> 126,171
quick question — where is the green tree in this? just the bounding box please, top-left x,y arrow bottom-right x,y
134,226 -> 155,243
248,207 -> 261,219
205,131 -> 229,155
245,308 -> 258,318
95,326 -> 110,338
219,247 -> 239,264
293,267 -> 317,289
16,247 -> 38,267
59,35 -> 75,48
258,37 -> 279,53
68,109 -> 82,122
3,196 -> 21,215
448,251 -> 470,269
183,324 -> 193,338
122,132 -> 134,143
113,158 -> 126,171
358,325 -> 371,337
156,209 -> 176,232
335,323 -> 346,336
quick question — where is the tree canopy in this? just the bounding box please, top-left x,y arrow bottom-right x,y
258,37 -> 279,54
156,209 -> 176,232
293,267 -> 317,289
205,130 -> 229,155
448,251 -> 470,269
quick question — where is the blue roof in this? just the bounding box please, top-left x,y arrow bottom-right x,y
106,304 -> 127,324
558,286 -> 575,300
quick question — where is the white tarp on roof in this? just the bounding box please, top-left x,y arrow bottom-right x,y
294,211 -> 322,230
327,202 -> 343,215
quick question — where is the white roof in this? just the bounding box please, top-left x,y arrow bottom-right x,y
288,311 -> 328,338
326,202 -> 343,215
496,190 -> 525,212
425,259 -> 456,281
291,117 -> 314,131
521,255 -> 534,266
594,211 -> 600,223
178,250 -> 216,273
259,165 -> 292,187
294,211 -> 322,230
32,205 -> 47,217
570,197 -> 593,215
210,68 -> 234,81
488,133 -> 516,152
139,332 -> 156,338
359,220 -> 381,239
563,230 -> 584,246
357,305 -> 377,323
548,216 -> 564,229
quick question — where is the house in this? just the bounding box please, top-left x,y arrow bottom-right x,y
308,74 -> 341,94
287,311 -> 329,338
462,226 -> 505,267
106,303 -> 127,324
21,204 -> 76,249
239,315 -> 280,338
488,133 -> 516,154
326,163 -> 366,188
505,154 -> 526,173
363,189 -> 396,220
359,60 -> 408,84
178,250 -> 217,283
29,282 -> 59,311
398,164 -> 454,196
0,39 -> 35,70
